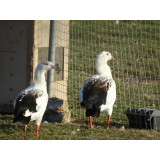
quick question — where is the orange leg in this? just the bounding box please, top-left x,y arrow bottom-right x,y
24,124 -> 27,138
89,116 -> 93,129
106,115 -> 111,129
36,125 -> 39,138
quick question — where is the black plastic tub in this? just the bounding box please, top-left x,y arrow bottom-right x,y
126,108 -> 160,131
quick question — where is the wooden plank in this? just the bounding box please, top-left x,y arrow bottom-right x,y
0,21 -> 28,106
32,21 -> 39,81
51,20 -> 69,100
54,47 -> 64,81
26,21 -> 34,85
38,47 -> 49,63
0,21 -> 35,113
52,81 -> 68,100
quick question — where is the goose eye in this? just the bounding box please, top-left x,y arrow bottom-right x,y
107,53 -> 109,55
45,63 -> 48,65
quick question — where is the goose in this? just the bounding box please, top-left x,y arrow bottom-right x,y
79,51 -> 116,129
13,61 -> 55,138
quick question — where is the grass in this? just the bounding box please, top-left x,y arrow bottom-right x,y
0,20 -> 160,140
69,20 -> 160,122
1,114 -> 160,140
67,20 -> 160,140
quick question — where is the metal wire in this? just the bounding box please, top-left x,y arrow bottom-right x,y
34,20 -> 160,125
69,20 -> 160,125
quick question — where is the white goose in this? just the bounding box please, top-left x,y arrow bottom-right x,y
79,51 -> 116,129
13,61 -> 55,138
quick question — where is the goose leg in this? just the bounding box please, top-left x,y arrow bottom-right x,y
36,125 -> 39,138
24,124 -> 27,138
89,116 -> 93,129
106,115 -> 111,129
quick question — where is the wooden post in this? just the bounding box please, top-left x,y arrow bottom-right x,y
32,21 -> 40,81
33,20 -> 69,101
52,20 -> 69,101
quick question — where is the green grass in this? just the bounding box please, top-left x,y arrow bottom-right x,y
69,20 -> 160,123
67,20 -> 160,140
0,20 -> 160,140
1,114 -> 160,140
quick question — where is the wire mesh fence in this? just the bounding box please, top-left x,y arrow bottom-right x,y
69,20 -> 160,125
33,20 -> 160,126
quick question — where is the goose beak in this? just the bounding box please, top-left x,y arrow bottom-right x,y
111,56 -> 115,60
51,65 -> 56,69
